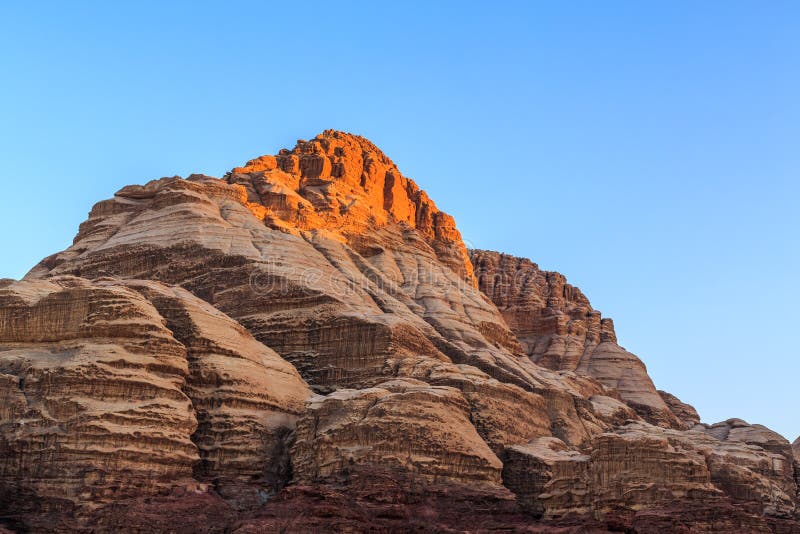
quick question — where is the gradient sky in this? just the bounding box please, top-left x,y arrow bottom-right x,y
1,2 -> 798,438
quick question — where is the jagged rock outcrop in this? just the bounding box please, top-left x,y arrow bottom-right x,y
1,130 -> 796,532
470,249 -> 687,428
230,132 -> 476,285
659,389 -> 701,429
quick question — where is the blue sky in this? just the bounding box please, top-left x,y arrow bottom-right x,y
1,1 -> 798,438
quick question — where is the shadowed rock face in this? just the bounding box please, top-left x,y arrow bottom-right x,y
1,130 -> 797,532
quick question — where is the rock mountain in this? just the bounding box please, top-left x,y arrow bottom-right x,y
1,130 -> 797,532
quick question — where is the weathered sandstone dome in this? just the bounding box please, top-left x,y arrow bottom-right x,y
1,130 -> 797,532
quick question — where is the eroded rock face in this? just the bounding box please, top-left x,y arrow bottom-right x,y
0,277 -> 199,519
123,280 -> 311,509
0,276 -> 310,526
26,135 -> 611,460
502,437 -> 592,518
659,389 -> 701,429
1,130 -> 796,532
502,420 -> 798,526
470,249 -> 685,428
230,467 -> 533,534
31,174 -> 515,388
292,379 -> 503,486
230,131 -> 476,284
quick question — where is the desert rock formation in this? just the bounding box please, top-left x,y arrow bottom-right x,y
470,250 -> 682,428
1,130 -> 797,532
0,277 -> 309,529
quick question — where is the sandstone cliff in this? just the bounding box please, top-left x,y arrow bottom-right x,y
469,249 -> 688,429
0,276 -> 310,530
1,130 -> 796,532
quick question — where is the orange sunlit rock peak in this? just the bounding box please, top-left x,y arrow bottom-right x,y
227,130 -> 476,284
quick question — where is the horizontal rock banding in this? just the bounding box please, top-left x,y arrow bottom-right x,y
1,131 -> 796,532
0,276 -> 310,521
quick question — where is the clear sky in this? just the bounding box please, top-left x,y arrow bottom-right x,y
1,2 -> 798,439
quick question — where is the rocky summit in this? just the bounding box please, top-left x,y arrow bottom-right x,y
1,130 -> 797,533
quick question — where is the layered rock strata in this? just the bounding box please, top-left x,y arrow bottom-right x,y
0,276 -> 309,525
291,379 -> 503,485
0,130 -> 795,532
470,249 -> 683,428
502,420 -> 797,526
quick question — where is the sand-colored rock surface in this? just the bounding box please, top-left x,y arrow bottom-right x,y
1,130 -> 796,532
470,249 -> 686,428
26,134 -> 610,457
659,389 -> 701,429
503,420 -> 798,528
291,379 -> 503,486
0,277 -> 200,519
0,276 -> 309,527
122,280 -> 311,508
